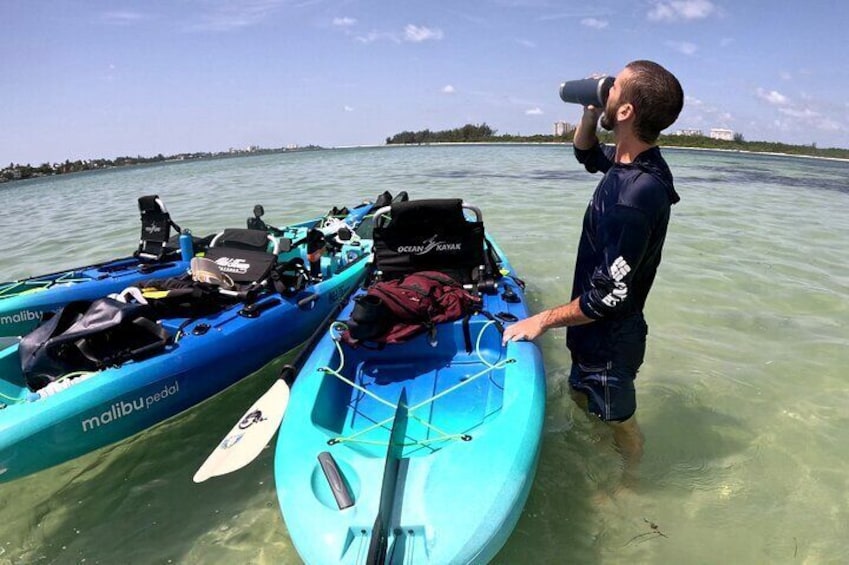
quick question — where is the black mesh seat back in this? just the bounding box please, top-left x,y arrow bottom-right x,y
137,195 -> 173,260
203,247 -> 276,285
212,228 -> 271,253
373,199 -> 486,284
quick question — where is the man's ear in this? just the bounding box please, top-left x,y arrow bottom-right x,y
617,102 -> 634,122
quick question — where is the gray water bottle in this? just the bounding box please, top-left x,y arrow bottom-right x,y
559,76 -> 614,107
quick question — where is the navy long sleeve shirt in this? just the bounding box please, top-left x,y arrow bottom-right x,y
567,142 -> 680,367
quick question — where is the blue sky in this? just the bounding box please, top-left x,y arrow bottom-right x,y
3,0 -> 848,165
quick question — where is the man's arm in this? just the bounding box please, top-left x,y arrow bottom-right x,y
501,297 -> 594,345
573,106 -> 602,150
573,106 -> 613,173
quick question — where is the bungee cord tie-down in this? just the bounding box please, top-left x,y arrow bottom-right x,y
319,318 -> 515,448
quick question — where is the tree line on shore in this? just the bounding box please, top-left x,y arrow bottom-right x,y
1,146 -> 320,184
2,154 -> 172,183
386,123 -> 849,160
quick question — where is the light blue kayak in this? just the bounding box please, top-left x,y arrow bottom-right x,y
0,205 -> 374,484
275,199 -> 545,564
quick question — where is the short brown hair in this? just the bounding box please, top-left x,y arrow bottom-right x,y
620,60 -> 684,143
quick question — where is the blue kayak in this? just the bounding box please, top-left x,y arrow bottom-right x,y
275,199 -> 545,564
0,195 -> 195,338
0,197 -> 374,338
0,208 -> 374,484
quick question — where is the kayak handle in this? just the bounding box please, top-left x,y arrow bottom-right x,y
297,293 -> 319,309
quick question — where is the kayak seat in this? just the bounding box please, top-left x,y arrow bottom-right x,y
203,247 -> 277,290
209,228 -> 282,255
341,198 -> 497,348
204,239 -> 309,297
135,195 -> 183,261
372,198 -> 494,286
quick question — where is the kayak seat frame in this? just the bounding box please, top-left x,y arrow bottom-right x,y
371,198 -> 493,287
135,195 -> 182,262
209,228 -> 282,256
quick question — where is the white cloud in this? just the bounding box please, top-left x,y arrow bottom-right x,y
539,10 -> 614,22
648,0 -> 716,22
755,88 -> 844,133
666,40 -> 698,55
757,88 -> 789,106
581,17 -> 609,29
355,24 -> 444,44
355,31 -> 396,44
332,17 -> 356,27
778,107 -> 817,119
344,105 -> 354,112
525,107 -> 544,115
516,39 -> 536,48
100,11 -> 147,25
188,0 -> 288,32
404,24 -> 444,42
442,85 -> 456,94
779,71 -> 792,81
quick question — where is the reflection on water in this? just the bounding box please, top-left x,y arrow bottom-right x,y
1,145 -> 847,563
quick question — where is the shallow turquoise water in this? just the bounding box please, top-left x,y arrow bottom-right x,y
0,145 -> 847,564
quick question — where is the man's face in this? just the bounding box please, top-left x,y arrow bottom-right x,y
600,67 -> 631,131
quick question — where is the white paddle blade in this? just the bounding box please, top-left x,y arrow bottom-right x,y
193,379 -> 291,483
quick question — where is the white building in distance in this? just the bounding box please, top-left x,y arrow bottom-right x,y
554,121 -> 575,136
675,128 -> 703,136
709,128 -> 735,141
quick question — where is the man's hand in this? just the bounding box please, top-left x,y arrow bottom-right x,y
501,313 -> 547,346
581,105 -> 603,125
501,299 -> 595,346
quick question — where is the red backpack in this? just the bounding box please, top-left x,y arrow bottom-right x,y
342,271 -> 480,346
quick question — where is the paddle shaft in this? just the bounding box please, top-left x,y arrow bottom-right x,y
366,388 -> 409,565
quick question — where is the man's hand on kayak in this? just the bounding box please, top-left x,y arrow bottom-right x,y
502,314 -> 547,345
502,299 -> 596,346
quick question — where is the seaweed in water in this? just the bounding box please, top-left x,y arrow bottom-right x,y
624,518 -> 669,546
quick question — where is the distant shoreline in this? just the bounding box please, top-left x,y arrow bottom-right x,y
660,144 -> 849,163
345,141 -> 849,164
384,124 -> 849,162
4,141 -> 848,186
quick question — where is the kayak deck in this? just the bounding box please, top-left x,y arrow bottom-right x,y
313,319 -> 508,459
280,307 -> 544,564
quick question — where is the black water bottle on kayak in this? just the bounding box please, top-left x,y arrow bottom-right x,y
559,76 -> 614,107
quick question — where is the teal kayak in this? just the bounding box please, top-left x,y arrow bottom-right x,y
275,199 -> 545,564
0,204 -> 374,484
